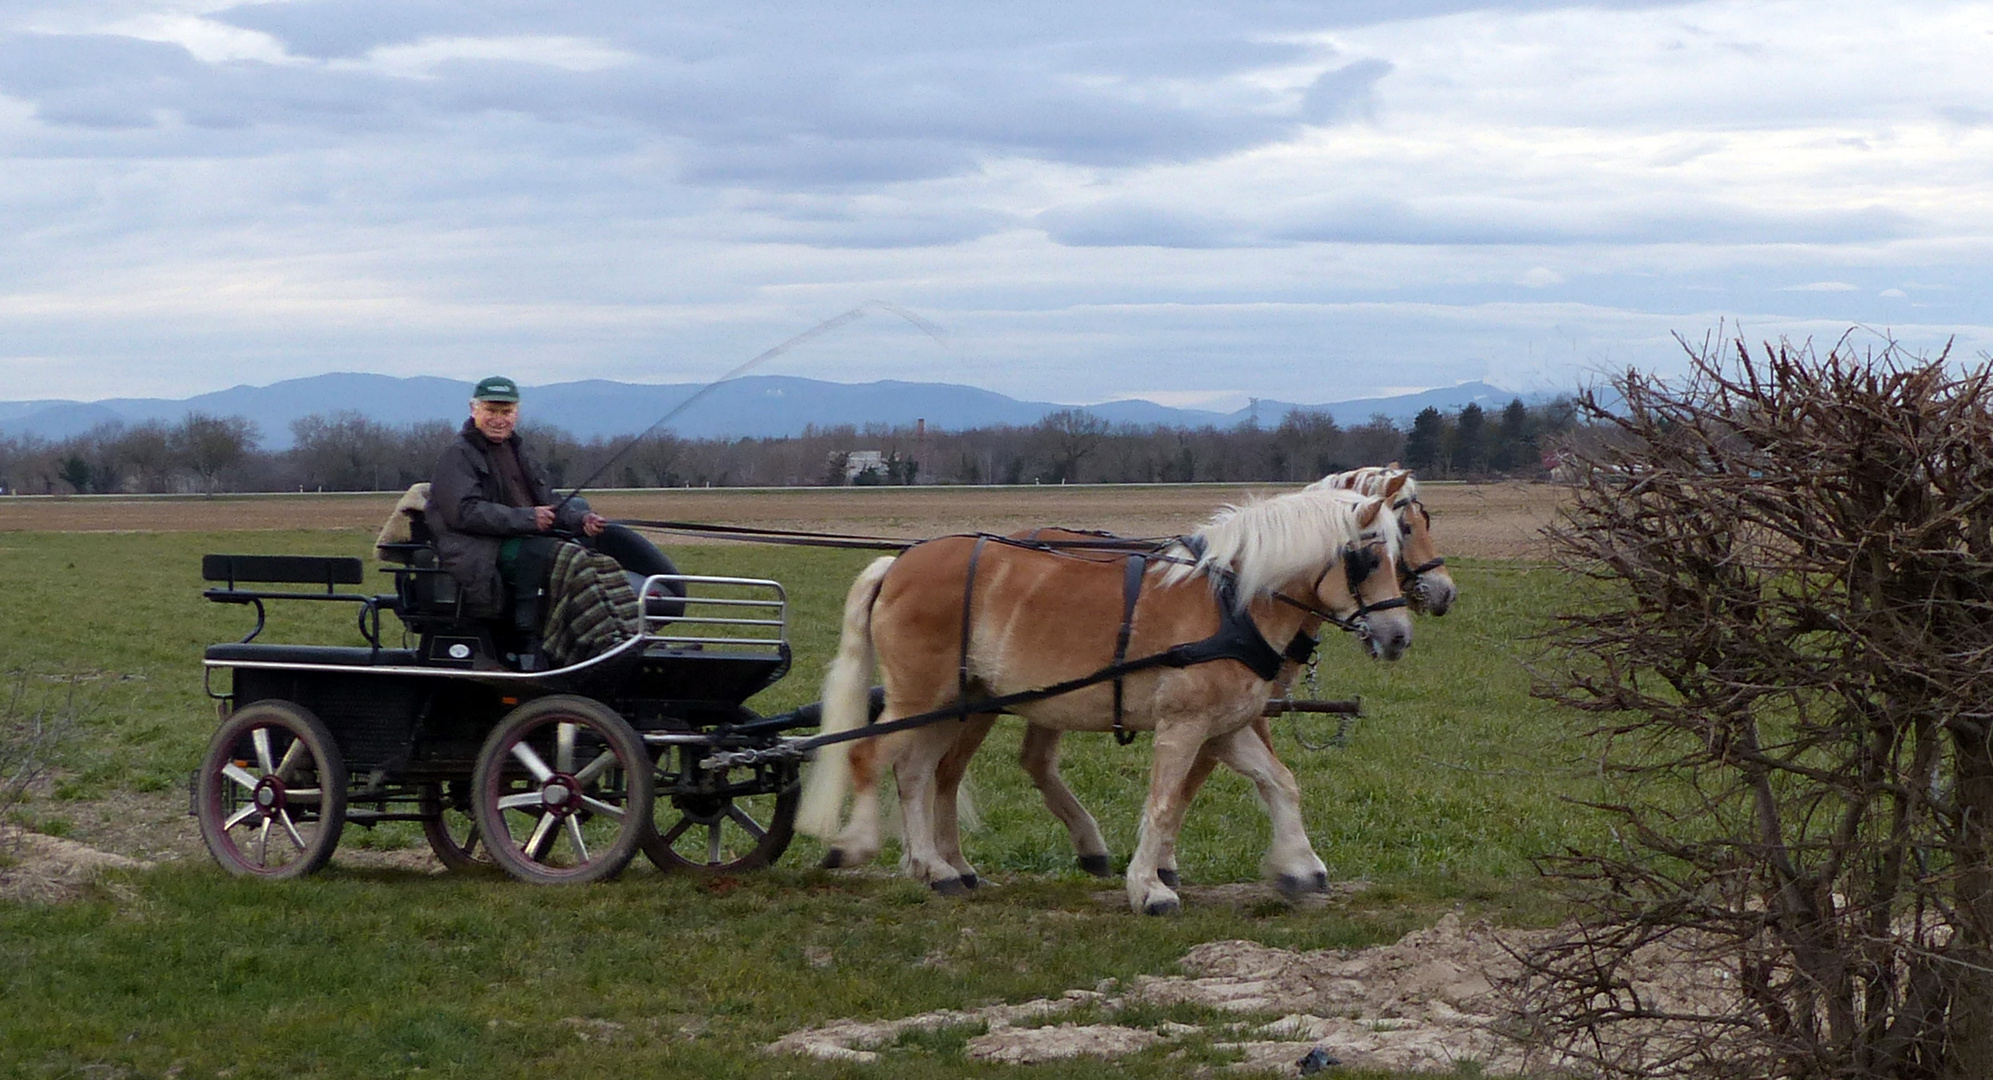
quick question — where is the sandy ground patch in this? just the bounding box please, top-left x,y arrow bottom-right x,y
0,482 -> 1564,559
766,912 -> 1547,1073
769,910 -> 1730,1076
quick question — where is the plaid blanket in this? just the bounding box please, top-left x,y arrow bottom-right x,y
541,542 -> 641,668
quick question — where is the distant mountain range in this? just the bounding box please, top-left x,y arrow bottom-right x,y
0,374 -> 1543,450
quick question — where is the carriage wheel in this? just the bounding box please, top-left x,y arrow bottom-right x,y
472,696 -> 653,884
420,781 -> 492,871
196,701 -> 347,879
642,746 -> 799,875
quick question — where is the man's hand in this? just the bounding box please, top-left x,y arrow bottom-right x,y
533,505 -> 557,531
582,512 -> 608,537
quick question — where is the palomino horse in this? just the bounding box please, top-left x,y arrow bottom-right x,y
797,485 -> 1412,914
1007,467 -> 1458,878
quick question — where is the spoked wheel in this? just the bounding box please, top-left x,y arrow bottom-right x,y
196,700 -> 347,879
643,741 -> 799,875
420,781 -> 492,871
472,695 -> 653,884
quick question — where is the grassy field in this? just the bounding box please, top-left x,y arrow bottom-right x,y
0,520 -> 1597,1078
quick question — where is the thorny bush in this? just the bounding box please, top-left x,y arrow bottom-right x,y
1523,335 -> 1993,1079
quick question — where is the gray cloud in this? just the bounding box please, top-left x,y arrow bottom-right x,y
1302,58 -> 1393,124
1271,197 -> 1918,247
1037,201 -> 1246,249
1035,192 -> 1921,251
1,0 -> 1983,408
1,2 -> 1411,189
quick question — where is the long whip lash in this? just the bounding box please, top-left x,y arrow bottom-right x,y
553,301 -> 947,513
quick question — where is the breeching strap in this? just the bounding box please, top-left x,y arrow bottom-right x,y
1112,554 -> 1147,746
958,535 -> 989,716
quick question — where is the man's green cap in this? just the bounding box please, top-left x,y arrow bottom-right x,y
472,376 -> 520,403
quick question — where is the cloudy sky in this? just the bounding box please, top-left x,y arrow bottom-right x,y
3,0 -> 1988,409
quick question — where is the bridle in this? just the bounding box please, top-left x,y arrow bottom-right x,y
1392,495 -> 1447,599
1276,534 -> 1410,639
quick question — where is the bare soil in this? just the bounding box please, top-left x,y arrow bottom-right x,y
771,909 -> 1726,1076
0,482 -> 1564,560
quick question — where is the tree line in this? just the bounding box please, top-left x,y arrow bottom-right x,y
0,397 -> 1575,495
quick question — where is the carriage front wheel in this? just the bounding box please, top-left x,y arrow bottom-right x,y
643,741 -> 799,875
472,696 -> 654,884
196,700 -> 347,879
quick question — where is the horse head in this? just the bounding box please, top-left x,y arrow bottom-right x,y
1329,496 -> 1414,660
1381,473 -> 1457,616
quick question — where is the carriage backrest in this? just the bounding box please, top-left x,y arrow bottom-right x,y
201,554 -> 365,589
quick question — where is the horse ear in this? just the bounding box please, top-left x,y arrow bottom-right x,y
1357,498 -> 1384,527
1386,460 -> 1401,470
1383,473 -> 1409,499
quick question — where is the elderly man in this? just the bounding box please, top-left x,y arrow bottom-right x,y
429,375 -> 608,620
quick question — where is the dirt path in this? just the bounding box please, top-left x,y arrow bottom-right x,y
1,482 -> 1564,559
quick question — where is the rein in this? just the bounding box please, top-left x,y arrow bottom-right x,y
611,518 -> 1190,559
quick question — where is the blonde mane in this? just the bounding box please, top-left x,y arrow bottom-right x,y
1163,484 -> 1400,604
1309,466 -> 1420,505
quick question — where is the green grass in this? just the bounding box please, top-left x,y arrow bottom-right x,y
0,526 -> 1598,1077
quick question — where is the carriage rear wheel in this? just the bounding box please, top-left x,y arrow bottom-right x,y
643,738 -> 799,875
472,696 -> 654,884
420,781 -> 492,871
196,700 -> 347,879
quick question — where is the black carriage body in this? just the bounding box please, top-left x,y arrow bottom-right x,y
208,643 -> 791,775
214,648 -> 503,779
196,547 -> 807,882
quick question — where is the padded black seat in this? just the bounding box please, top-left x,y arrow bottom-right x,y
205,643 -> 419,667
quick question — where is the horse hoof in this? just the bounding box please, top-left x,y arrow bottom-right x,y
959,873 -> 980,890
1156,868 -> 1180,889
821,849 -> 847,869
1276,872 -> 1328,899
930,877 -> 971,897
1077,854 -> 1113,878
1142,897 -> 1181,917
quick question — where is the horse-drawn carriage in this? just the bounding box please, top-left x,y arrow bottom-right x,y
193,523 -> 821,884
192,470 -> 1453,911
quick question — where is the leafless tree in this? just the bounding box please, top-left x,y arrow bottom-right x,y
1521,335 -> 1993,1079
1038,408 -> 1111,482
172,412 -> 260,494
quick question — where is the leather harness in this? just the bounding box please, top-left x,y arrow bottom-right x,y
945,530 -> 1398,746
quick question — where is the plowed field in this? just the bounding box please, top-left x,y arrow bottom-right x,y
1,482 -> 1563,559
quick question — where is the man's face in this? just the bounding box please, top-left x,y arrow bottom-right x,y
471,399 -> 519,443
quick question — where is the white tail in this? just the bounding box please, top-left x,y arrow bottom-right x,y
795,555 -> 897,838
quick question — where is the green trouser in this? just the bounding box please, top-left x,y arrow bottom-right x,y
497,536 -> 564,633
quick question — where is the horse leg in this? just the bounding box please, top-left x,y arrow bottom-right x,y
1153,716 -> 1273,887
824,734 -> 888,868
1019,724 -> 1113,877
1208,724 -> 1330,897
1126,724 -> 1209,915
934,714 -> 997,887
895,722 -> 975,893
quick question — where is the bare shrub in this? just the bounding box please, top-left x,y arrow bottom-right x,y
0,674 -> 81,838
1522,335 -> 1993,1079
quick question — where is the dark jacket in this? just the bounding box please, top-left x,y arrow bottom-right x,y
428,420 -> 591,615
